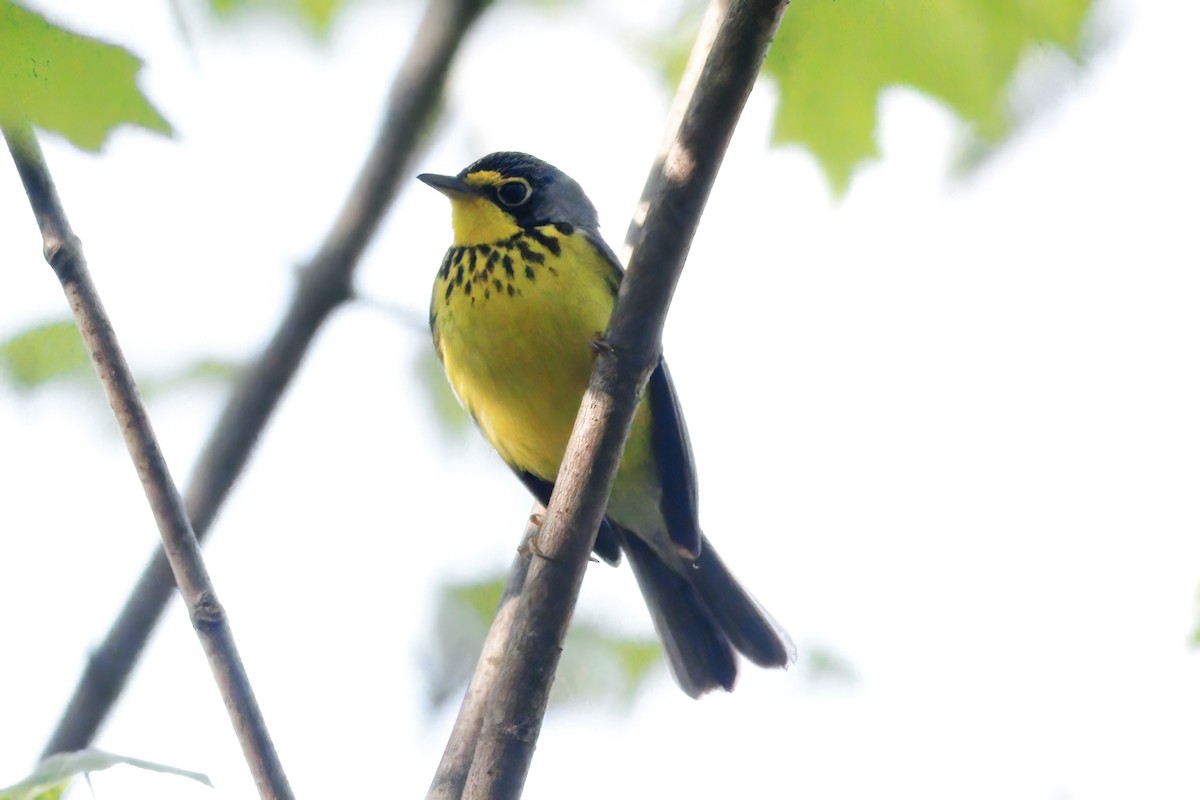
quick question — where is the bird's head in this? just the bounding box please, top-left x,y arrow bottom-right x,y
418,152 -> 599,246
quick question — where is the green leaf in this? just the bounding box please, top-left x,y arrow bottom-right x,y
0,782 -> 65,800
0,749 -> 211,800
764,0 -> 1094,193
551,623 -> 661,707
138,357 -> 242,399
205,0 -> 350,37
449,574 -> 507,620
0,1 -> 171,150
415,346 -> 472,440
1192,594 -> 1200,647
421,572 -> 662,711
0,319 -> 91,391
421,574 -> 506,709
802,644 -> 857,685
1,319 -> 237,401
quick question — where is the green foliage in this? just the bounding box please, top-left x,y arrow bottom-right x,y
802,643 -> 857,684
0,320 -> 91,391
0,749 -> 210,800
205,0 -> 350,36
0,318 -> 239,402
138,357 -> 242,399
551,624 -> 661,707
0,1 -> 170,150
422,572 -> 662,710
449,573 -> 506,620
655,0 -> 1094,193
763,0 -> 1094,192
423,573 -> 858,707
422,574 -> 506,709
415,347 -> 472,439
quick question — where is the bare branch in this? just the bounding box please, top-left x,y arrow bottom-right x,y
426,514 -> 541,800
621,0 -> 729,258
459,1 -> 790,797
4,124 -> 294,800
38,0 -> 490,759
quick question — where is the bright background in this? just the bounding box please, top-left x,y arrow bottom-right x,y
2,0 -> 1199,797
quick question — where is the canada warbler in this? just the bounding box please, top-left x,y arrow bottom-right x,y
420,152 -> 793,696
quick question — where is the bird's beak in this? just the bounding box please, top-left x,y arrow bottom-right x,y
417,173 -> 476,196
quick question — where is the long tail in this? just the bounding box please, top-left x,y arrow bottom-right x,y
618,530 -> 794,698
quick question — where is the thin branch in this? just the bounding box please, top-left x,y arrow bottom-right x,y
426,514 -> 540,800
4,124 -> 293,800
460,1 -> 789,797
38,0 -> 490,759
621,0 -> 729,259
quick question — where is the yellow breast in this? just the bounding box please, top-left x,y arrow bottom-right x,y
430,225 -> 654,488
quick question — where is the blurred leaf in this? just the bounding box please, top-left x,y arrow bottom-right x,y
1,320 -> 237,403
802,643 -> 857,685
651,0 -> 1094,193
645,2 -> 702,90
551,623 -> 660,707
0,749 -> 211,800
422,574 -> 506,709
449,574 -> 506,620
520,0 -> 584,9
205,0 -> 350,36
139,357 -> 241,399
951,24 -> 1106,176
0,781 -> 65,800
415,346 -> 472,440
763,0 -> 1095,193
0,319 -> 91,391
0,1 -> 171,150
1192,590 -> 1200,647
356,294 -> 470,439
422,572 -> 661,711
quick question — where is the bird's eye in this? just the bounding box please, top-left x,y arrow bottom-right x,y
496,179 -> 532,207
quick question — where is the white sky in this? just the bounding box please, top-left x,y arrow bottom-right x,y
2,0 -> 1199,798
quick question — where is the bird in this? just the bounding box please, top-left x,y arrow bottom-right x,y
419,151 -> 793,697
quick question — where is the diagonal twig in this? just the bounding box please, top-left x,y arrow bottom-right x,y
428,1 -> 792,797
38,0 -> 490,759
4,123 -> 294,800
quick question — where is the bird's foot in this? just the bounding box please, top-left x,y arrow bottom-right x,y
518,518 -> 557,562
523,532 -> 557,562
590,334 -> 614,356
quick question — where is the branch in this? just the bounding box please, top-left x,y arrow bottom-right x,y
460,1 -> 790,797
620,0 -> 730,259
426,514 -> 541,800
424,3 -> 730,794
38,0 -> 490,759
3,124 -> 294,800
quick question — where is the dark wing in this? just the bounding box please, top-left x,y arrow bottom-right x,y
584,231 -> 702,558
513,468 -> 622,566
647,359 -> 701,557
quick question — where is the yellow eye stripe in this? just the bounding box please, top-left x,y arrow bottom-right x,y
463,170 -> 503,187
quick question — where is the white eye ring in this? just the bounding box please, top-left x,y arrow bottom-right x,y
496,179 -> 532,207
